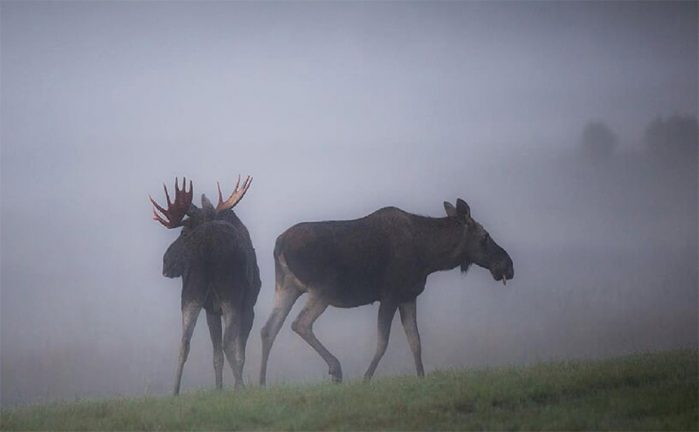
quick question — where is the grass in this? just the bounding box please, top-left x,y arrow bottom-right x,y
1,349 -> 697,430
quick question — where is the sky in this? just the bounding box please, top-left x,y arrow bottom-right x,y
1,1 -> 697,406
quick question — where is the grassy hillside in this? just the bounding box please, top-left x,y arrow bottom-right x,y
2,349 -> 697,431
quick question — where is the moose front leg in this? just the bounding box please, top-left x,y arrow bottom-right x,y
363,301 -> 398,382
399,299 -> 424,377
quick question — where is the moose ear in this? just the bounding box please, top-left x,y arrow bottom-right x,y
201,194 -> 215,211
456,198 -> 471,218
444,201 -> 457,217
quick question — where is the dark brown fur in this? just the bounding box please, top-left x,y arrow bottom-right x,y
259,199 -> 513,385
163,199 -> 260,394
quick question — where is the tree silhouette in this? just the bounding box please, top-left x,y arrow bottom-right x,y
580,121 -> 617,161
644,114 -> 698,162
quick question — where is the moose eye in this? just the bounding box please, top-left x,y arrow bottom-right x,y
481,234 -> 490,245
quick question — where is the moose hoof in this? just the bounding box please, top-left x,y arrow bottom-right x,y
329,364 -> 343,383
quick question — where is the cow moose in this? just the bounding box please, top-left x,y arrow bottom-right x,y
259,199 -> 513,385
150,176 -> 260,395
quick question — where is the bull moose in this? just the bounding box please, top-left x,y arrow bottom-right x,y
150,176 -> 260,394
259,198 -> 514,385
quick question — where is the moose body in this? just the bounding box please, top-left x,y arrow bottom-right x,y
279,209 -> 450,307
151,176 -> 259,394
260,199 -> 513,385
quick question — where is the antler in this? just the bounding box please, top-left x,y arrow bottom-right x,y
149,177 -> 193,228
216,175 -> 252,212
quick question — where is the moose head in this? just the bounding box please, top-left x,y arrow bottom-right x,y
444,198 -> 514,285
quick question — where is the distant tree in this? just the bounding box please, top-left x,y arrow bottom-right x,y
580,121 -> 617,161
644,114 -> 698,162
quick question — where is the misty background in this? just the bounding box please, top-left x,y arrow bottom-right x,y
1,1 -> 696,407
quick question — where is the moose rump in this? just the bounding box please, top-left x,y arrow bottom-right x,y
165,221 -> 256,312
276,220 -> 393,308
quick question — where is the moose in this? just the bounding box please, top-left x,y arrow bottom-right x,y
150,176 -> 260,395
259,199 -> 513,385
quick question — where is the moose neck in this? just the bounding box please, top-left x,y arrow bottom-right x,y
412,216 -> 466,274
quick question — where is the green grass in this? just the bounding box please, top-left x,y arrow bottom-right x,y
2,349 -> 697,431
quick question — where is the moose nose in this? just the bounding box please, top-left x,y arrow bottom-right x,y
503,256 -> 514,279
496,258 -> 514,284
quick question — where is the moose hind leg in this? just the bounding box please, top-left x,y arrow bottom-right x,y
291,293 -> 343,383
259,285 -> 302,386
234,308 -> 255,386
221,304 -> 244,390
174,302 -> 202,395
399,299 -> 424,377
206,311 -> 224,390
363,301 -> 398,382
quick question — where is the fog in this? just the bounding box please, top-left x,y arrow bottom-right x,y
1,1 -> 696,407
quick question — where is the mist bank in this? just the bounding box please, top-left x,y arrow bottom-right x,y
2,0 -> 696,408
2,138 -> 696,407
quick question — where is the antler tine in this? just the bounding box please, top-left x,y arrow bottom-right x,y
217,181 -> 224,206
163,183 -> 172,207
216,175 -> 252,212
176,177 -> 181,201
149,177 -> 194,229
149,194 -> 168,216
177,177 -> 194,206
152,208 -> 170,228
